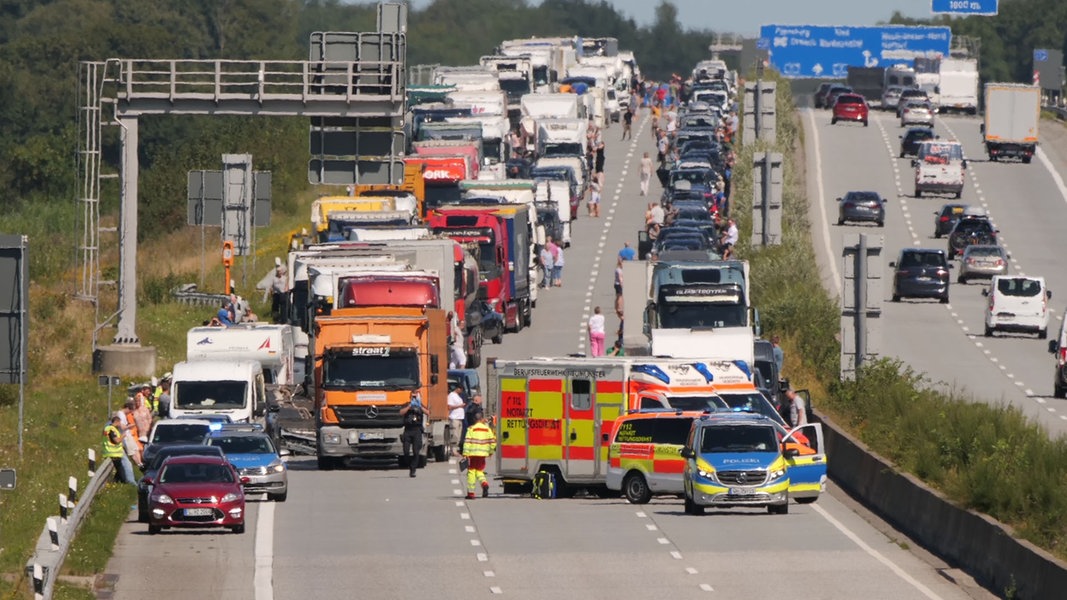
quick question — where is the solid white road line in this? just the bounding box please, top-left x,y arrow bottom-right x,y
805,109 -> 843,297
1037,146 -> 1067,206
254,502 -> 275,600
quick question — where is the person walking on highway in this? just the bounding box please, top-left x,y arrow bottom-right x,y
720,218 -> 738,259
448,311 -> 466,369
447,384 -> 466,456
463,410 -> 497,499
786,389 -> 808,428
551,242 -> 564,287
103,416 -> 135,484
588,176 -> 601,217
588,306 -> 606,357
621,108 -> 633,140
539,243 -> 554,288
399,395 -> 426,477
640,152 -> 653,196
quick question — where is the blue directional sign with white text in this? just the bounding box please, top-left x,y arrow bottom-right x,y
932,0 -> 998,16
760,25 -> 952,79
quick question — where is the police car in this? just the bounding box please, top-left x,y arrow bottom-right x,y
205,425 -> 289,502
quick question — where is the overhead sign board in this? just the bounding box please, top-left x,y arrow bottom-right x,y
759,25 -> 951,79
931,0 -> 998,16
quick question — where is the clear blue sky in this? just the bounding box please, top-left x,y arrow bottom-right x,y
397,1 -> 941,37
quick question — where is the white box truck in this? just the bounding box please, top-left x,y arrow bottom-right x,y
937,58 -> 979,115
983,83 -> 1040,163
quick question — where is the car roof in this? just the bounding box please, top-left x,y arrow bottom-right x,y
160,454 -> 230,466
901,247 -> 945,255
207,430 -> 271,440
694,412 -> 777,427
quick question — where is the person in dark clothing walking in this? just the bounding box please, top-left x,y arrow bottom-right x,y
399,395 -> 425,477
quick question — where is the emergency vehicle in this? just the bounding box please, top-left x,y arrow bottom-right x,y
486,357 -> 752,494
605,410 -> 705,504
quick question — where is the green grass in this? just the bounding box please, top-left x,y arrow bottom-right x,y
51,584 -> 95,600
62,482 -> 137,577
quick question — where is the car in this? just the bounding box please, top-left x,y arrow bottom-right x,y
146,455 -> 246,534
137,444 -> 225,523
896,88 -> 929,117
823,85 -> 853,109
932,203 -> 968,238
717,389 -> 791,428
900,100 -> 934,127
1047,315 -> 1067,397
141,419 -> 215,470
984,276 -> 1051,338
899,127 -> 936,158
881,85 -> 904,111
476,299 -> 505,343
831,93 -> 869,126
947,214 -> 998,258
890,248 -> 951,303
836,191 -> 886,226
680,413 -> 827,515
957,245 -> 1010,284
206,430 -> 289,502
813,82 -> 834,108
605,411 -> 704,504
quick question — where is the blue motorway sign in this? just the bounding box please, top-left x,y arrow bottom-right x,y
759,25 -> 952,79
931,0 -> 998,16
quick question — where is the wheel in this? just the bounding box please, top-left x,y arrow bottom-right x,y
863,120 -> 869,127
1023,156 -> 1032,164
523,302 -> 533,327
317,456 -> 338,471
934,231 -> 941,239
768,502 -> 789,514
876,220 -> 884,227
954,190 -> 962,199
795,497 -> 818,504
1055,384 -> 1066,399
231,523 -> 245,534
268,490 -> 288,502
957,275 -> 966,284
984,325 -> 993,337
940,294 -> 949,304
148,524 -> 161,535
684,495 -> 704,515
831,117 -> 837,125
891,294 -> 901,302
137,496 -> 148,523
914,189 -> 922,198
432,444 -> 447,462
899,151 -> 905,158
1039,328 -> 1048,340
491,331 -> 503,344
623,473 -> 652,504
836,218 -> 844,226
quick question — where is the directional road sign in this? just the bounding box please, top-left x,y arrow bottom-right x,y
931,0 -> 998,16
759,25 -> 951,79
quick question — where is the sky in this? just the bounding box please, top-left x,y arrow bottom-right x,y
397,1 -> 942,37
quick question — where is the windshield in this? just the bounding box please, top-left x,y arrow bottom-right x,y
174,381 -> 247,410
665,395 -> 727,411
699,424 -> 778,453
159,461 -> 235,485
499,77 -> 529,98
659,303 -> 745,328
998,278 -> 1043,297
208,435 -> 276,455
543,143 -> 584,157
719,392 -> 786,425
532,66 -> 549,86
151,424 -> 212,444
322,353 -> 419,390
476,241 -> 500,278
425,184 -> 461,209
918,142 -> 963,162
483,139 -> 503,162
671,171 -> 710,187
150,447 -> 220,470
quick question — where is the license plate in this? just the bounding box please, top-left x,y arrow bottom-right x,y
185,508 -> 213,517
728,487 -> 754,496
359,432 -> 385,441
916,276 -> 933,282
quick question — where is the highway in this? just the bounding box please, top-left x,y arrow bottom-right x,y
804,103 -> 1067,439
103,112 -> 989,599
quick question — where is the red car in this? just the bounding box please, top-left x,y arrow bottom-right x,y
831,93 -> 869,127
146,455 -> 246,534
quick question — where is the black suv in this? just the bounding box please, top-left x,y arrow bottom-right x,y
890,248 -> 951,303
899,127 -> 936,158
933,203 -> 967,238
947,216 -> 998,258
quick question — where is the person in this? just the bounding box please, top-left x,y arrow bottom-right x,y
539,243 -> 554,288
618,242 -> 636,261
216,301 -> 235,327
786,389 -> 808,428
644,202 -> 656,226
157,377 -> 172,418
462,410 -> 497,499
103,416 -> 135,484
142,379 -> 159,415
448,311 -> 466,369
621,108 -> 633,140
132,389 -> 153,444
588,177 -> 601,217
650,202 -> 665,226
656,130 -> 668,164
588,306 -> 606,357
551,241 -> 564,287
594,133 -> 606,174
613,257 -> 624,297
270,265 -> 288,323
461,393 -> 484,447
120,400 -> 143,469
720,218 -> 738,259
447,384 -> 466,456
771,335 -> 785,375
640,152 -> 653,196
607,339 -> 624,356
399,395 -> 425,477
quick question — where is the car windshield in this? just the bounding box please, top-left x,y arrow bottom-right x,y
998,278 -> 1042,297
209,435 -> 276,455
150,447 -> 221,471
955,219 -> 992,234
159,462 -> 234,484
846,192 -> 879,203
699,424 -> 778,453
918,142 -> 963,162
151,424 -> 212,444
837,96 -> 863,105
900,252 -> 945,268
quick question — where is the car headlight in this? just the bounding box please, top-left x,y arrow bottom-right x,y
697,469 -> 714,479
270,460 -> 286,473
221,492 -> 241,503
324,432 -> 341,444
153,493 -> 174,505
768,467 -> 786,481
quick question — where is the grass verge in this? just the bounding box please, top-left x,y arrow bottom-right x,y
62,483 -> 137,577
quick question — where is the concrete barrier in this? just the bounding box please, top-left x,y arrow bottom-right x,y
819,411 -> 1067,599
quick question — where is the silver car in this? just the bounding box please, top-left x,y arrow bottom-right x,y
901,101 -> 934,127
881,86 -> 903,111
958,244 -> 1009,284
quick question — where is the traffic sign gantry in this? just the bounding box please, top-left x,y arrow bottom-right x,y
931,0 -> 998,16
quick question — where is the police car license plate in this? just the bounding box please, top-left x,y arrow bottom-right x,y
728,487 -> 754,496
359,432 -> 384,441
185,508 -> 213,517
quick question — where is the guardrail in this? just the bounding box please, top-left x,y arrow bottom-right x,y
25,449 -> 113,600
1043,104 -> 1067,121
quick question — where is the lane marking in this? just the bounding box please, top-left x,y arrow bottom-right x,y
806,109 -> 842,297
254,502 -> 275,600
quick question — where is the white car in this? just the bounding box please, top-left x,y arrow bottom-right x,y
900,101 -> 934,127
881,86 -> 903,111
983,275 -> 1051,338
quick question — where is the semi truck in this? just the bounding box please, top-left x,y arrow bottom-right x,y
983,83 -> 1040,162
846,66 -> 885,103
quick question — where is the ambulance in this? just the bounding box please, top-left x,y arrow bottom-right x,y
486,356 -> 749,494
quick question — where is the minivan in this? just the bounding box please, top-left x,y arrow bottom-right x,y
605,411 -> 702,504
1047,312 -> 1067,398
983,275 -> 1051,338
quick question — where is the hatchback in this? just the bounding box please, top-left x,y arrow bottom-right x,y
957,245 -> 1010,283
837,191 -> 886,226
900,101 -> 934,127
900,127 -> 936,158
890,248 -> 951,303
983,276 -> 1051,338
896,89 -> 929,117
831,94 -> 869,126
146,455 -> 246,534
932,203 -> 967,238
137,444 -> 225,523
881,86 -> 903,111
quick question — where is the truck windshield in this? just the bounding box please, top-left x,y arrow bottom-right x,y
657,285 -> 747,329
543,143 -> 584,157
700,425 -> 778,453
483,139 -> 503,163
499,77 -> 529,99
918,143 -> 963,162
323,354 -> 419,390
477,241 -> 500,279
664,395 -> 727,411
425,184 -> 462,209
174,381 -> 248,410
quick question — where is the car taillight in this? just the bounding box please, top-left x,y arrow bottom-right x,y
995,259 -> 1004,266
1060,347 -> 1067,363
939,216 -> 949,222
936,269 -> 948,276
965,258 -> 976,265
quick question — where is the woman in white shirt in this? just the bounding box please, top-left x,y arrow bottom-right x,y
588,306 -> 606,357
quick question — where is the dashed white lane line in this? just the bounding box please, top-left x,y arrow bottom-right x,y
686,567 -> 699,574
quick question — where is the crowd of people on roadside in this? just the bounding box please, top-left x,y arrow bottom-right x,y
103,373 -> 173,484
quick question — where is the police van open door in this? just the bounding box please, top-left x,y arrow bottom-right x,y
782,423 -> 827,503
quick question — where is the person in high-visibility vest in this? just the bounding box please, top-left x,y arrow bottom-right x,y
462,410 -> 497,499
104,416 -> 135,484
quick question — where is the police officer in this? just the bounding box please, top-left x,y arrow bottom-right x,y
104,416 -> 135,484
399,394 -> 425,478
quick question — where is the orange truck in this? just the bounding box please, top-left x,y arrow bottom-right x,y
355,161 -> 426,220
312,306 -> 449,470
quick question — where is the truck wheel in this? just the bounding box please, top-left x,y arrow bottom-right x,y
1055,384 -> 1066,399
432,445 -> 447,462
914,189 -> 922,198
523,303 -> 533,328
317,456 -> 338,471
954,190 -> 962,199
1023,156 -> 1032,164
623,473 -> 652,504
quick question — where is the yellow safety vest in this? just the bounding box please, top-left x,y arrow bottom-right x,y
462,422 -> 497,457
146,389 -> 160,414
102,425 -> 124,459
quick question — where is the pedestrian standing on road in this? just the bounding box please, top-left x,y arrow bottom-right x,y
539,244 -> 554,288
588,306 -> 606,357
786,389 -> 808,428
588,177 -> 601,217
399,395 -> 425,477
614,257 -> 624,297
640,152 -> 653,196
120,400 -> 144,470
461,393 -> 484,448
104,416 -> 135,484
551,242 -> 564,287
447,384 -> 466,456
132,389 -> 153,444
448,311 -> 466,369
771,335 -> 785,375
621,108 -> 633,140
594,132 -> 606,175
650,202 -> 665,226
720,218 -> 738,259
157,377 -> 172,419
618,242 -> 636,261
463,410 -> 497,499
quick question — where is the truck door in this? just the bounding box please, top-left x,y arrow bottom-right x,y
783,423 -> 827,500
495,374 -> 531,478
564,377 -> 595,480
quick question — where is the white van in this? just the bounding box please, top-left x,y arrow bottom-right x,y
983,275 -> 1051,338
170,360 -> 266,424
1047,313 -> 1067,398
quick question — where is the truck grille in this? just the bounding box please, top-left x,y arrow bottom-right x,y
333,405 -> 404,428
717,470 -> 767,486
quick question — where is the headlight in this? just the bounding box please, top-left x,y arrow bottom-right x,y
153,493 -> 173,505
697,469 -> 713,479
270,461 -> 286,473
221,492 -> 241,503
324,433 -> 341,444
768,467 -> 786,481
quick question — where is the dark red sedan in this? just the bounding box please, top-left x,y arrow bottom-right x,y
146,455 -> 246,534
831,93 -> 869,127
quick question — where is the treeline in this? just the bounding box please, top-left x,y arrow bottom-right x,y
0,0 -> 715,274
888,0 -> 1067,84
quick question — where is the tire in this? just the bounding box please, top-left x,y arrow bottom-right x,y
432,444 -> 447,462
317,455 -> 337,471
891,294 -> 901,302
934,231 -> 941,239
491,331 -> 503,344
876,220 -> 884,228
899,151 -> 905,158
940,294 -> 949,304
984,325 -> 993,337
137,496 -> 148,523
768,502 -> 789,515
684,495 -> 704,515
1039,328 -> 1048,340
957,275 -> 966,284
1023,156 -> 1032,164
1055,384 -> 1066,399
914,189 -> 922,198
623,473 -> 652,505
795,497 -> 818,505
268,490 -> 288,502
863,120 -> 868,127
523,302 -> 533,328
954,190 -> 962,199
831,117 -> 837,125
837,218 -> 845,226
148,524 -> 161,535
231,524 -> 245,534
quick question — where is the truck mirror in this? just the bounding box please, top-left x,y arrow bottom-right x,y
680,447 -> 695,459
430,355 -> 439,374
